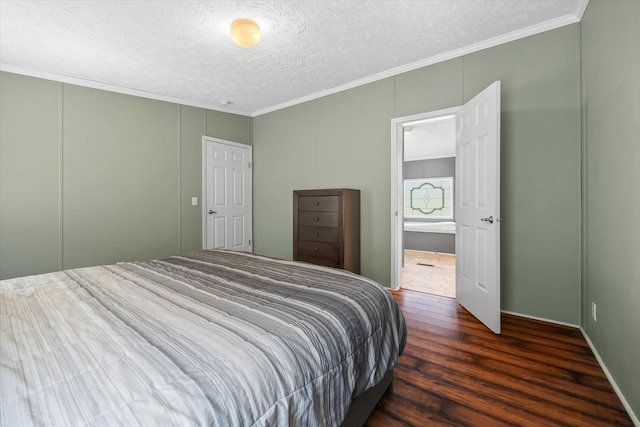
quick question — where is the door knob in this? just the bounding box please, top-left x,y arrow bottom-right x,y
209,210 -> 217,215
481,215 -> 494,224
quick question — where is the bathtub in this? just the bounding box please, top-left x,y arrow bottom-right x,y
404,221 -> 456,253
404,221 -> 456,234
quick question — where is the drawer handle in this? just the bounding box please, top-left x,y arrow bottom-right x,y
314,232 -> 320,236
315,202 -> 320,205
314,248 -> 319,252
314,217 -> 319,221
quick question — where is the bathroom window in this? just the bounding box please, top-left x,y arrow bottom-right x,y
404,177 -> 454,219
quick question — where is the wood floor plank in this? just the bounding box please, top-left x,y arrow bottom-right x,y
400,351 -> 629,426
501,315 -> 590,348
365,289 -> 633,426
474,354 -> 625,409
402,332 -> 616,406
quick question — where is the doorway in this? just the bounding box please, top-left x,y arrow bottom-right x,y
390,107 -> 459,292
391,81 -> 502,334
393,111 -> 458,297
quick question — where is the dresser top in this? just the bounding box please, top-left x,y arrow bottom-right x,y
294,188 -> 360,196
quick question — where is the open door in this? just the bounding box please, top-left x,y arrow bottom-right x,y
455,81 -> 501,334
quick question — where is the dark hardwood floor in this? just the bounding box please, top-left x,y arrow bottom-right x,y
366,289 -> 633,426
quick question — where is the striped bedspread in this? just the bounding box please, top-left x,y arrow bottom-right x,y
1,250 -> 406,426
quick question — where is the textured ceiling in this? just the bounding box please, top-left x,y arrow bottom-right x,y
0,0 -> 588,116
404,116 -> 456,162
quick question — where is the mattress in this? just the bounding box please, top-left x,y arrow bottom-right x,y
0,250 -> 406,426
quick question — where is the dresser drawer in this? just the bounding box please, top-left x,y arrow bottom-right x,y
297,241 -> 339,260
298,211 -> 339,227
298,196 -> 339,212
298,226 -> 339,243
297,255 -> 339,269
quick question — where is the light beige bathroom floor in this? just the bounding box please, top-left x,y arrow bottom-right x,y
401,249 -> 455,298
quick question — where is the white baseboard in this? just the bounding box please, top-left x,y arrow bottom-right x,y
500,310 -> 638,426
580,327 -> 639,427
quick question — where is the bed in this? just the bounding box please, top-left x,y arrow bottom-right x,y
0,250 -> 406,426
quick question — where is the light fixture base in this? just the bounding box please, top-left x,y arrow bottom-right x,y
230,18 -> 261,48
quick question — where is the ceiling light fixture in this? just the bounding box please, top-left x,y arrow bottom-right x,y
230,18 -> 261,48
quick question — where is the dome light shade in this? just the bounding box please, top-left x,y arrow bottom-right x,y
230,18 -> 261,47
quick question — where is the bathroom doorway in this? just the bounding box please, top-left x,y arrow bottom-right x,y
399,113 -> 456,297
391,82 -> 502,332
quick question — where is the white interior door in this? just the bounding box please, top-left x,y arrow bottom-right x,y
455,81 -> 501,334
202,137 -> 252,252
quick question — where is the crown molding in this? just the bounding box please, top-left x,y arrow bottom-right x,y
252,13 -> 582,117
575,0 -> 590,20
0,63 -> 251,117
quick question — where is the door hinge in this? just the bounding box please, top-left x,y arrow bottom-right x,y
248,162 -> 251,169
249,239 -> 252,245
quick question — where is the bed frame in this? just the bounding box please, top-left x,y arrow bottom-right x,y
340,370 -> 394,427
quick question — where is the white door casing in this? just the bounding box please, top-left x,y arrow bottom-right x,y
202,137 -> 252,252
455,81 -> 501,334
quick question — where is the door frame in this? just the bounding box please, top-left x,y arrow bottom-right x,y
390,107 -> 460,290
201,136 -> 253,251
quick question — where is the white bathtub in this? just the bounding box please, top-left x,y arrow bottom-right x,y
404,221 -> 456,234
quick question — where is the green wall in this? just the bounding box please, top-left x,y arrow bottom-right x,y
253,24 -> 582,325
464,26 -> 582,324
0,74 -> 62,277
582,0 -> 640,419
0,72 -> 252,279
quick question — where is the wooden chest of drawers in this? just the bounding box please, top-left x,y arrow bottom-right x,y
293,189 -> 360,274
